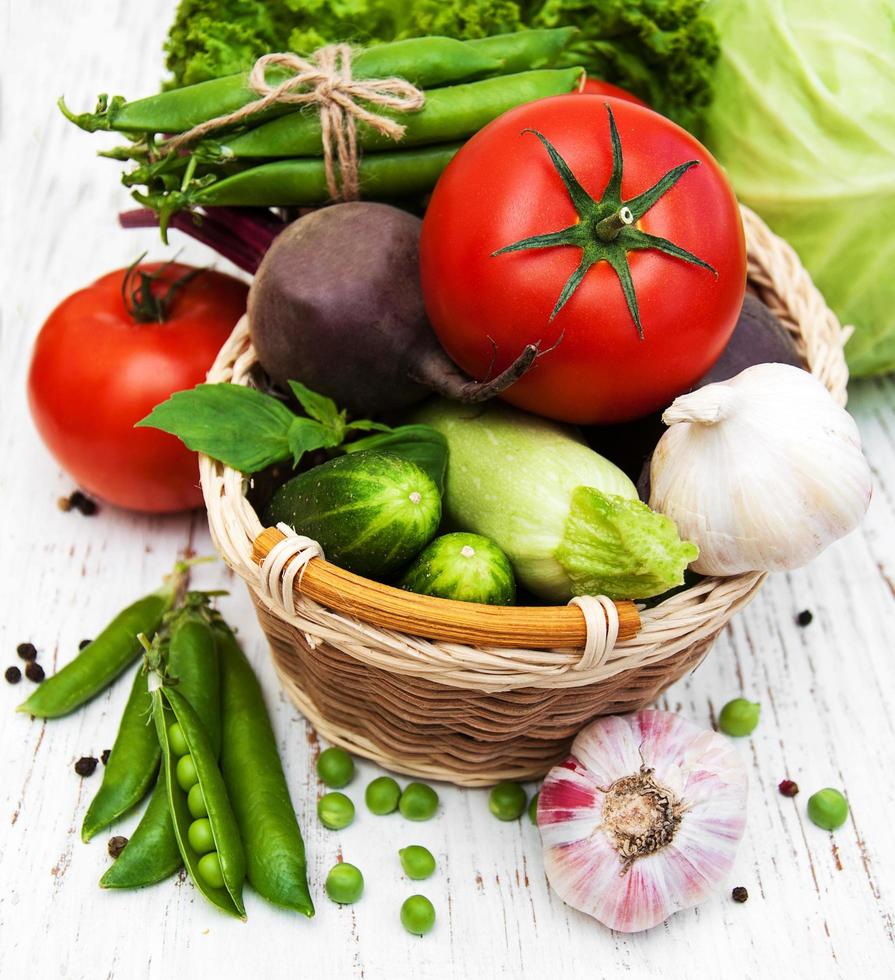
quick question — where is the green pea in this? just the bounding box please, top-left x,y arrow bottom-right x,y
529,791 -> 540,826
168,722 -> 188,757
489,781 -> 527,821
366,776 -> 401,815
188,818 -> 215,854
197,851 -> 225,889
718,698 -> 761,737
325,862 -> 364,904
807,788 -> 849,831
400,895 -> 436,936
187,783 -> 208,819
176,754 -> 199,792
399,782 -> 439,822
399,845 -> 435,880
317,747 -> 355,789
318,792 -> 355,830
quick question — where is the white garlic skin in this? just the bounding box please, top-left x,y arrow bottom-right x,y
649,363 -> 872,576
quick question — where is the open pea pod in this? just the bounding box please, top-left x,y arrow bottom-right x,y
153,682 -> 246,919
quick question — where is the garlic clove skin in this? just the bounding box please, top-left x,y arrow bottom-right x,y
649,363 -> 872,576
539,710 -> 748,933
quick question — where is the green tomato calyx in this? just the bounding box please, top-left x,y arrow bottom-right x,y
492,105 -> 717,339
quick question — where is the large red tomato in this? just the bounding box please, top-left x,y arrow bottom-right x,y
28,262 -> 247,512
420,95 -> 746,424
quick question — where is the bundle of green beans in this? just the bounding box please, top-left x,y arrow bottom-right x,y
18,570 -> 313,919
63,29 -> 584,221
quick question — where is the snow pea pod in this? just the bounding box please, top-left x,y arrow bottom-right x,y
154,683 -> 246,919
99,605 -> 220,889
215,619 -> 313,917
212,67 -> 584,159
81,665 -> 159,842
467,27 -> 579,73
60,37 -> 502,136
183,143 -> 462,209
17,573 -> 181,719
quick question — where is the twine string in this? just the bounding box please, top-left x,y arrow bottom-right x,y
161,45 -> 425,200
568,595 -> 620,671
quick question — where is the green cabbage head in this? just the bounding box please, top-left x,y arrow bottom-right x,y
703,0 -> 895,376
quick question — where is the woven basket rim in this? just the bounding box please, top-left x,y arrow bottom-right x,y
199,204 -> 849,694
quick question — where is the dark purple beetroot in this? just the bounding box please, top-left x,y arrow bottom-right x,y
248,202 -> 536,418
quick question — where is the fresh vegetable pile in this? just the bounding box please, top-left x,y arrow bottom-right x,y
22,4 -> 880,938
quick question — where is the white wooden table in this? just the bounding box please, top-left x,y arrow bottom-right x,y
2,3 -> 894,976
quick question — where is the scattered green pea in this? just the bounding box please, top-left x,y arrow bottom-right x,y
187,783 -> 208,819
366,776 -> 401,815
188,818 -> 215,855
167,722 -> 188,757
318,791 -> 355,830
399,845 -> 436,880
807,788 -> 849,831
489,781 -> 527,821
197,851 -> 225,889
528,791 -> 540,825
175,754 -> 199,792
400,894 -> 436,936
399,782 -> 439,821
317,746 -> 355,789
718,698 -> 761,737
325,862 -> 364,904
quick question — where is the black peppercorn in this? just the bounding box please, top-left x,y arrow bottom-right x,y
5,666 -> 22,684
79,639 -> 93,650
74,756 -> 98,777
25,662 -> 45,683
732,886 -> 749,903
101,749 -> 111,766
17,642 -> 37,661
796,610 -> 813,627
108,836 -> 128,858
69,490 -> 99,516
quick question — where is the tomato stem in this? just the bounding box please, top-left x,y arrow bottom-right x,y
121,253 -> 205,324
595,207 -> 634,242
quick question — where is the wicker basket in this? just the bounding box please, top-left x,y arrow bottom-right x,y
201,206 -> 849,787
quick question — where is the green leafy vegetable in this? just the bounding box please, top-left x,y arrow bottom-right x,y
163,0 -> 718,130
412,399 -> 696,601
703,0 -> 895,376
139,382 -> 447,485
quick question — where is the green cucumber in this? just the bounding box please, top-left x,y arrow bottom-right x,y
264,451 -> 441,579
398,533 -> 516,605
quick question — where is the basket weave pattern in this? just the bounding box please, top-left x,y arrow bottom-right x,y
201,206 -> 849,786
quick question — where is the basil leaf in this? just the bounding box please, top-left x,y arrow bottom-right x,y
287,416 -> 342,466
342,425 -> 449,493
288,381 -> 344,430
138,384 -> 294,473
346,420 -> 393,433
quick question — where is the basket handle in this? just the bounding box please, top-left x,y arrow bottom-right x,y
251,525 -> 640,651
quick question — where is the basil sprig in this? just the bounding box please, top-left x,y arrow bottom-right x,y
139,381 -> 448,490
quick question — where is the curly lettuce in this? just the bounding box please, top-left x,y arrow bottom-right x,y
163,0 -> 718,130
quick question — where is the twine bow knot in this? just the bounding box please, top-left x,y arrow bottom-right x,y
162,45 -> 426,201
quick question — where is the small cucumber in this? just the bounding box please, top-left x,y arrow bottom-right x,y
264,451 -> 441,578
398,533 -> 516,605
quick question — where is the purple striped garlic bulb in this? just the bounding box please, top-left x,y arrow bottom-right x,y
538,709 -> 748,933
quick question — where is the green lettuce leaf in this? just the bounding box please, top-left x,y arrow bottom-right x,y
557,486 -> 698,600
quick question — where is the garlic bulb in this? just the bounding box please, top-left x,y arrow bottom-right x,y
539,710 -> 748,933
649,363 -> 872,576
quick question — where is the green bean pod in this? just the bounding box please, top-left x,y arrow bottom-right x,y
467,27 -> 578,73
176,143 -> 462,209
99,602 -> 220,889
60,37 -> 503,136
212,67 -> 584,160
81,666 -> 159,842
17,573 -> 182,719
215,619 -> 313,917
154,683 -> 246,919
